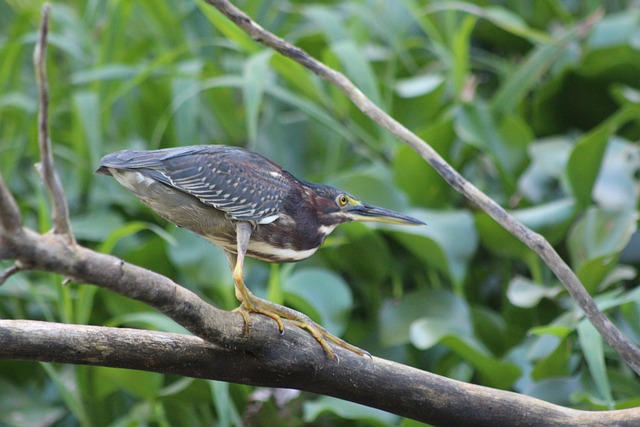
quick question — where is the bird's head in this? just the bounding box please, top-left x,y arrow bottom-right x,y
306,183 -> 425,227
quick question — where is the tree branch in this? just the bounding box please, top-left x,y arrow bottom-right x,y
0,173 -> 23,239
200,0 -> 640,375
2,319 -> 639,427
33,3 -> 74,244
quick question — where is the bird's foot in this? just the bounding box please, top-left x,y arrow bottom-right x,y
233,296 -> 369,359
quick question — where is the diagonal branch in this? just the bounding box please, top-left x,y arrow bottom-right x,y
33,3 -> 75,244
201,0 -> 640,375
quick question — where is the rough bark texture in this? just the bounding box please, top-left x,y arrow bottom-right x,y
2,320 -> 639,426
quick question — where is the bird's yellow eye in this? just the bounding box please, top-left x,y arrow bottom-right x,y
337,194 -> 349,207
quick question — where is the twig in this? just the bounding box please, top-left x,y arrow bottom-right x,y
0,174 -> 23,237
201,0 -> 640,374
33,3 -> 75,244
0,264 -> 22,286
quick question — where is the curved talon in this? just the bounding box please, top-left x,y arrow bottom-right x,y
233,295 -> 369,359
232,306 -> 252,335
288,319 -> 336,358
235,302 -> 285,333
292,319 -> 370,358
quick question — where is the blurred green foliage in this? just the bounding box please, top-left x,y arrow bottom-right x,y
2,0 -> 640,425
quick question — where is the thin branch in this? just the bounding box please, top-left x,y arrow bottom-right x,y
2,319 -> 640,427
33,3 -> 75,244
201,0 -> 640,375
0,264 -> 22,285
0,174 -> 23,238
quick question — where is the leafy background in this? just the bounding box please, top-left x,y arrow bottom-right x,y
2,0 -> 640,426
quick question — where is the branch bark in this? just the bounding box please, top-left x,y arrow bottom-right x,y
33,3 -> 74,244
3,319 -> 640,427
200,0 -> 640,375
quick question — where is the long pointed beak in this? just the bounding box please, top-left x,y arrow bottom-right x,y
347,204 -> 425,226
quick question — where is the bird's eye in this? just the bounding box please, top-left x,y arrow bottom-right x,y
337,194 -> 349,207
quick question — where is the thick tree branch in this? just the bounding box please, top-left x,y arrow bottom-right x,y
201,0 -> 640,375
2,319 -> 640,427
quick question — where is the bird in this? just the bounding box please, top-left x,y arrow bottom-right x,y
96,144 -> 424,358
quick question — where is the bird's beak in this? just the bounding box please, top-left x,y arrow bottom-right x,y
347,204 -> 425,226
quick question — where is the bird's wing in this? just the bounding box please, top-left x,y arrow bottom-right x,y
101,146 -> 291,222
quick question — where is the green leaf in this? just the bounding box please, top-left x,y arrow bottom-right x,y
93,367 -> 163,400
304,396 -> 398,426
393,135 -> 452,208
507,276 -> 562,308
577,319 -> 613,403
323,222 -> 395,283
519,137 -> 573,203
197,0 -> 258,53
491,29 -> 575,115
476,198 -> 575,260
172,60 -> 203,146
383,208 -> 477,287
567,105 -> 640,205
530,338 -> 572,381
592,137 -> 640,210
380,289 -> 459,347
283,268 -> 353,335
455,102 -> 527,185
209,381 -> 243,427
381,289 -> 520,388
71,210 -> 124,242
331,40 -> 382,106
589,10 -> 640,49
566,124 -> 610,206
267,85 -> 355,142
0,379 -> 65,427
166,227 -> 234,307
451,15 -> 476,95
475,212 -> 530,260
40,364 -> 89,425
394,74 -> 444,98
243,50 -> 273,146
407,290 -> 519,388
568,207 -> 638,292
529,325 -> 573,339
305,6 -> 381,105
72,90 -> 102,169
526,377 -> 582,406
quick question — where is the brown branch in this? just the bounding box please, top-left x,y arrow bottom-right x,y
201,0 -> 640,375
33,3 -> 74,244
2,319 -> 640,427
0,264 -> 22,285
0,174 -> 23,238
2,227 -> 246,351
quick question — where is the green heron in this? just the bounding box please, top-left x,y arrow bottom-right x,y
97,145 -> 424,357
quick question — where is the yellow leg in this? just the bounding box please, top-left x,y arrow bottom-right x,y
228,222 -> 369,359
